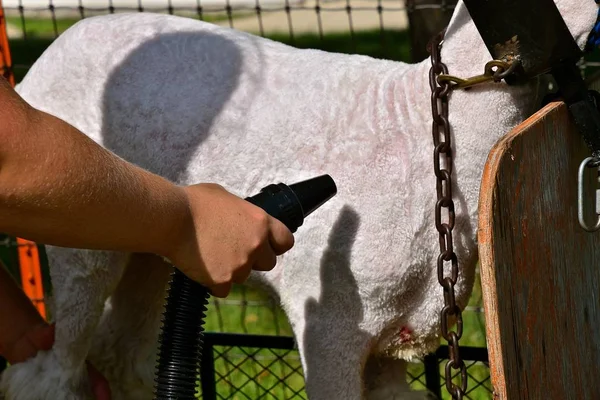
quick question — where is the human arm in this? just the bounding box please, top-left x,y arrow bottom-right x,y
0,77 -> 294,297
0,263 -> 49,364
0,264 -> 111,399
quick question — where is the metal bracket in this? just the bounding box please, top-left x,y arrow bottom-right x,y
462,0 -> 600,232
461,0 -> 583,83
578,157 -> 600,232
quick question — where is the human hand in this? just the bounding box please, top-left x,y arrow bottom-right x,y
167,183 -> 295,297
1,323 -> 111,400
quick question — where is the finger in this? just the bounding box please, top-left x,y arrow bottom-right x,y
252,241 -> 277,272
232,265 -> 253,285
209,282 -> 232,298
268,217 -> 295,255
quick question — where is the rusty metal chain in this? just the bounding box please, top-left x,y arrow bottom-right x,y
427,30 -> 467,400
438,58 -> 521,90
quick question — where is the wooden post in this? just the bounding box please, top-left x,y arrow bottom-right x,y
478,101 -> 600,399
406,0 -> 457,62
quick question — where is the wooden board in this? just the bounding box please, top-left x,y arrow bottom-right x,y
478,101 -> 600,399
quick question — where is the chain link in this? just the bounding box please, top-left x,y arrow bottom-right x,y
437,58 -> 521,90
427,30 -> 467,400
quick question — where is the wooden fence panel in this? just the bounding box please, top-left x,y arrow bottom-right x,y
478,101 -> 600,399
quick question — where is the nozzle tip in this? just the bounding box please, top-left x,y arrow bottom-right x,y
289,174 -> 337,218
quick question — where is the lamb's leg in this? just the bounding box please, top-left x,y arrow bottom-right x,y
284,204 -> 434,400
87,253 -> 172,399
296,322 -> 435,400
364,355 -> 436,400
0,247 -> 128,400
293,317 -> 370,400
286,205 -> 371,400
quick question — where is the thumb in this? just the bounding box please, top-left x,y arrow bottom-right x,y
268,217 -> 295,255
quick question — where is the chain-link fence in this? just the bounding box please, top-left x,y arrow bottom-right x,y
195,333 -> 491,399
3,0 -> 599,398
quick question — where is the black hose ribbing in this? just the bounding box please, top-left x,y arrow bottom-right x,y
153,268 -> 210,399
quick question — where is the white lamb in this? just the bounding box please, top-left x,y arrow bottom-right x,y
0,1 -> 597,399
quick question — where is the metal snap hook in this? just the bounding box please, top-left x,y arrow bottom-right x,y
578,156 -> 600,232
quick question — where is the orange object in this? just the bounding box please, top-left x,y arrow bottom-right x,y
16,238 -> 46,319
0,0 -> 15,86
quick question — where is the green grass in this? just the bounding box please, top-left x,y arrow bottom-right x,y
7,16 -> 82,38
9,37 -> 54,82
199,285 -> 306,398
6,11 -> 251,38
208,346 -> 306,399
2,17 -> 490,399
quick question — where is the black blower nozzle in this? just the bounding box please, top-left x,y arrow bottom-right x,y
245,174 -> 337,232
154,174 -> 337,399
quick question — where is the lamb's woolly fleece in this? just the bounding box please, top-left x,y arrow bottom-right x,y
586,0 -> 600,48
1,1 -> 598,399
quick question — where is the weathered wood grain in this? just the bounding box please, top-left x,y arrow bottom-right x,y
478,101 -> 600,399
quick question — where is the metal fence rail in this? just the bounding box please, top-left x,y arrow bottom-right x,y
197,333 -> 491,400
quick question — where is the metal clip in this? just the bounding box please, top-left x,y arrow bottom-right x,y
437,59 -> 520,90
577,156 -> 600,232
